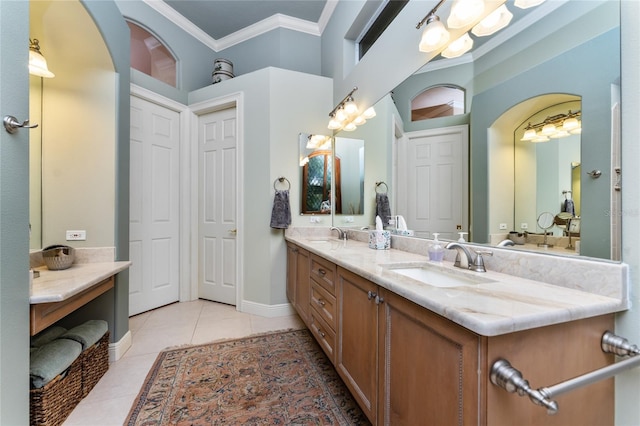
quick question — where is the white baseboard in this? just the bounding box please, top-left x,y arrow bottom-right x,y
109,330 -> 132,362
240,300 -> 296,318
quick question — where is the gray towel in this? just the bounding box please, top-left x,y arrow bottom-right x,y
270,189 -> 292,229
563,198 -> 575,216
376,193 -> 392,225
59,320 -> 108,350
30,338 -> 82,388
31,326 -> 67,348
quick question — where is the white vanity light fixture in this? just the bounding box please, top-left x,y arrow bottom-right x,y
471,4 -> 513,37
328,87 -> 369,132
418,14 -> 450,52
514,0 -> 546,9
29,39 -> 55,78
441,32 -> 474,58
447,0 -> 485,29
521,110 -> 581,141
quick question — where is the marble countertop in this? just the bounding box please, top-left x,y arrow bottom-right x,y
30,261 -> 132,304
285,235 -> 626,336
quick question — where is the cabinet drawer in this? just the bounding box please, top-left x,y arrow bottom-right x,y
310,281 -> 337,330
309,310 -> 336,363
310,254 -> 336,294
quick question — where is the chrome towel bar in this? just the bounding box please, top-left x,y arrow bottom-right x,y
490,331 -> 640,415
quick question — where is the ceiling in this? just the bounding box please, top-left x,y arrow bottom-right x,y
164,0 -> 330,40
146,1 -> 566,60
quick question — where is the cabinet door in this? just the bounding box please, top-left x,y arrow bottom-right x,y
378,288 -> 481,426
336,267 -> 378,424
294,247 -> 310,325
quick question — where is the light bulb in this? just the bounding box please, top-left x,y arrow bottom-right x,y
448,0 -> 485,29
344,122 -> 357,131
419,17 -> 450,52
540,123 -> 557,136
343,99 -> 358,115
520,128 -> 537,141
441,33 -> 473,58
362,107 -> 376,119
563,117 -> 579,130
472,5 -> 513,37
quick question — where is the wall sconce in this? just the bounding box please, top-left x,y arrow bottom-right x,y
29,39 -> 55,78
327,87 -> 376,132
520,110 -> 582,142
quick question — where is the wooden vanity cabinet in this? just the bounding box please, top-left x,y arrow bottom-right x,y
287,246 -> 615,425
286,243 -> 310,325
377,287 -> 481,426
336,267 -> 379,424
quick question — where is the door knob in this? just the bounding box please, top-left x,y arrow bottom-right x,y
3,115 -> 38,134
229,229 -> 237,235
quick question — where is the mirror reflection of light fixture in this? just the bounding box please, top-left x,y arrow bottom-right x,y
447,0 -> 485,29
29,39 -> 55,78
514,0 -> 546,9
471,4 -> 513,37
441,32 -> 474,58
520,110 -> 582,142
327,87 -> 374,132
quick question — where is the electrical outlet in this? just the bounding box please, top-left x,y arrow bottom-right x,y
309,216 -> 321,224
344,216 -> 354,223
499,223 -> 508,230
520,223 -> 528,230
66,230 -> 86,241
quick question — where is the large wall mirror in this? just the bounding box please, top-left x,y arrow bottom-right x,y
30,0 -> 118,251
299,133 -> 365,217
332,0 -> 620,261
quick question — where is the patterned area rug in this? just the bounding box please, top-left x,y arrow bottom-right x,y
126,329 -> 370,425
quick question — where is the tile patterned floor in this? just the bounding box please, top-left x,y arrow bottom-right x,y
63,300 -> 305,425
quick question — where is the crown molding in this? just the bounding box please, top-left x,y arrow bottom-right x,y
143,0 -> 334,52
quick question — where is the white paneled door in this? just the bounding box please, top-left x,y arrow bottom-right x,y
129,96 -> 180,316
198,108 -> 238,305
400,126 -> 469,240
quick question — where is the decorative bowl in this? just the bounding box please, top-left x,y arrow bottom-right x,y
42,245 -> 76,270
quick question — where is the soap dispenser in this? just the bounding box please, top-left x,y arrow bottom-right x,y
428,233 -> 445,262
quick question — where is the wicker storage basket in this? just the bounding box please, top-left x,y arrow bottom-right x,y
79,331 -> 109,397
30,356 -> 83,426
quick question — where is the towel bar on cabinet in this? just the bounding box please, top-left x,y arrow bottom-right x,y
490,331 -> 640,415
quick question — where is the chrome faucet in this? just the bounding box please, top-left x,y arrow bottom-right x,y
445,242 -> 474,269
497,239 -> 515,247
445,242 -> 493,272
330,226 -> 347,240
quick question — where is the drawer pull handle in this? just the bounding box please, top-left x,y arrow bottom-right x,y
318,268 -> 326,276
367,290 -> 377,300
314,324 -> 326,338
317,299 -> 326,306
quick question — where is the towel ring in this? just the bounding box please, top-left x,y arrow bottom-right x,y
274,176 -> 291,191
375,181 -> 388,194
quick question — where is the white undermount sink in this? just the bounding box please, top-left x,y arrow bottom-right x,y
383,262 -> 496,288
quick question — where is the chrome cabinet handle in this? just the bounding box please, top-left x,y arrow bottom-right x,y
375,295 -> 384,305
3,115 -> 38,134
316,298 -> 326,306
317,268 -> 326,276
367,291 -> 377,300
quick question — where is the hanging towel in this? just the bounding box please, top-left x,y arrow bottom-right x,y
563,198 -> 575,216
270,189 -> 292,229
375,193 -> 391,225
